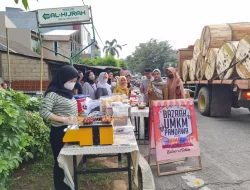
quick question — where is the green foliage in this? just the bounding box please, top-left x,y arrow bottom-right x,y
118,59 -> 128,70
163,62 -> 176,72
25,112 -> 50,159
125,39 -> 177,74
14,0 -> 29,10
0,90 -> 49,189
103,39 -> 122,57
78,55 -> 120,67
26,97 -> 43,112
33,47 -> 41,54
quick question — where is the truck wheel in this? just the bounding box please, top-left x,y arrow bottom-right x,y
198,87 -> 210,116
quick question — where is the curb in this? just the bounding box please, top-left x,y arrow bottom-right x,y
138,154 -> 156,190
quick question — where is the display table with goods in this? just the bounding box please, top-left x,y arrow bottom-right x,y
130,106 -> 149,144
58,94 -> 139,190
129,92 -> 150,144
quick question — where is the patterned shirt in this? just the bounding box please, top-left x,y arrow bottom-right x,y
39,92 -> 78,127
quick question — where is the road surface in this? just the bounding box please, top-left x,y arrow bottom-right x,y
139,104 -> 250,190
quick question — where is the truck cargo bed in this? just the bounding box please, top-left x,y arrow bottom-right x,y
185,79 -> 250,89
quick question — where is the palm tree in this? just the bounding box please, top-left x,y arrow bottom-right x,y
103,39 -> 122,57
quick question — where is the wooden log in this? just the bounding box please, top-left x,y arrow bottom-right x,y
196,54 -> 206,80
235,34 -> 250,79
193,39 -> 201,60
216,41 -> 239,79
182,60 -> 191,82
229,23 -> 250,41
205,48 -> 219,80
177,48 -> 193,79
200,24 -> 232,57
189,58 -> 197,81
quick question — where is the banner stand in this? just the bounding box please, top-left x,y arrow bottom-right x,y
148,99 -> 202,177
156,156 -> 202,176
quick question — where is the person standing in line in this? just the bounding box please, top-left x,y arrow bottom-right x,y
140,68 -> 154,106
96,72 -> 112,99
110,76 -> 118,91
82,70 -> 97,100
74,71 -> 84,95
107,71 -> 113,85
166,67 -> 185,99
140,68 -> 154,140
39,65 -> 79,190
113,76 -> 129,96
126,74 -> 134,96
146,69 -> 168,105
146,69 -> 168,140
1,82 -> 8,90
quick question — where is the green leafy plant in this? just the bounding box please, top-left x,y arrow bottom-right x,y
77,55 -> 120,67
0,90 -> 50,189
13,0 -> 38,10
0,91 -> 28,188
25,112 -> 50,158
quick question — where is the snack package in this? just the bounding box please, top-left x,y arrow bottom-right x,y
83,100 -> 101,114
112,103 -> 130,126
100,96 -> 111,113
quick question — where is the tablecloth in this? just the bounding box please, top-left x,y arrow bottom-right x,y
130,107 -> 149,139
58,121 -> 139,190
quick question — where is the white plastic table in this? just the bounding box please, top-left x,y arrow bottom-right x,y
58,124 -> 139,190
130,107 -> 149,144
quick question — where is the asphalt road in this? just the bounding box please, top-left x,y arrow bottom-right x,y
139,103 -> 250,190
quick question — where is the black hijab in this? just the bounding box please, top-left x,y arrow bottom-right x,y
84,70 -> 95,85
107,78 -> 112,85
45,65 -> 79,99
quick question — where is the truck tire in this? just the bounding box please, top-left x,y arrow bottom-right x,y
198,87 -> 210,116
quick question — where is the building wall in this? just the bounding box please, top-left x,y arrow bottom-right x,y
0,53 -> 50,91
8,28 -> 32,50
0,13 -> 16,36
43,40 -> 71,63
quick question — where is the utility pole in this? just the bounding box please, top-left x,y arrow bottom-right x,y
6,28 -> 11,89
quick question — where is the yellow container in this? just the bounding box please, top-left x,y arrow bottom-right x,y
63,124 -> 114,146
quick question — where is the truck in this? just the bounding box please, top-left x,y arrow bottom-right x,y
177,47 -> 250,117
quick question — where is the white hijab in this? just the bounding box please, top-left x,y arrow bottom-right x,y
97,72 -> 112,96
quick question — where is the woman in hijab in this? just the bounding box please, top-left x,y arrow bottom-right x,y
40,65 -> 79,190
166,67 -> 185,99
96,72 -> 112,99
113,76 -> 129,96
146,69 -> 168,107
74,71 -> 83,95
82,70 -> 97,100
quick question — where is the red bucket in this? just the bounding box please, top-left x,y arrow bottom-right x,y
74,95 -> 89,113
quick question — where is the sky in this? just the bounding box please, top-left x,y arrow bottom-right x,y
1,0 -> 250,58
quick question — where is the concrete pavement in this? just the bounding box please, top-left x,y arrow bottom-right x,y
139,104 -> 250,190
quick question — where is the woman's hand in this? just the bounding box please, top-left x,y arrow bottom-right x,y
146,88 -> 152,96
61,116 -> 77,125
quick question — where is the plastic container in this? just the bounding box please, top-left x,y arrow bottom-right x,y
74,94 -> 89,113
114,125 -> 134,133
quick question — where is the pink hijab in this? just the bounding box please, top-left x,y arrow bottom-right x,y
167,67 -> 185,99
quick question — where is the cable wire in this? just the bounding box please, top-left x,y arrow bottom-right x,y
81,0 -> 104,47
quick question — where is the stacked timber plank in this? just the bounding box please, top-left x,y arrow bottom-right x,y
181,22 -> 250,81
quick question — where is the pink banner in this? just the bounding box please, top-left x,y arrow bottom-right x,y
150,99 -> 200,161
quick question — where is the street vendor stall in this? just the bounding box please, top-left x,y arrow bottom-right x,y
58,94 -> 139,190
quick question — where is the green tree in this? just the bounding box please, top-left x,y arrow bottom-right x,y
14,0 -> 32,10
103,39 -> 122,57
163,62 -> 176,72
119,59 -> 128,70
77,56 -> 119,67
126,39 -> 177,74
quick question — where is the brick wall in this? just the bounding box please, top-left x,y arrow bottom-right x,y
0,53 -> 51,91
